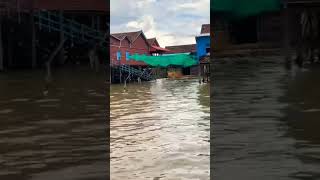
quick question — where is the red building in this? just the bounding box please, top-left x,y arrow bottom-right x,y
110,30 -> 169,67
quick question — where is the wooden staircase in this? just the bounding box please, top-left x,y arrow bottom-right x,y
120,64 -> 154,81
111,61 -> 155,83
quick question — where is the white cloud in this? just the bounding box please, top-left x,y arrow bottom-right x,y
126,15 -> 155,33
110,0 -> 210,46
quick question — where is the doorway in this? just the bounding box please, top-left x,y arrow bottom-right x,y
230,16 -> 258,44
182,67 -> 190,75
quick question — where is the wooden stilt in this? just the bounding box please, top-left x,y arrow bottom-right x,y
119,68 -> 122,83
283,3 -> 290,61
96,15 -> 100,31
31,10 -> 37,69
91,15 -> 95,29
198,64 -> 201,84
45,39 -> 66,82
0,16 -> 3,71
7,27 -> 12,67
59,10 -> 65,65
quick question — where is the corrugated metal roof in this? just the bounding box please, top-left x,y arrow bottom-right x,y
165,44 -> 197,54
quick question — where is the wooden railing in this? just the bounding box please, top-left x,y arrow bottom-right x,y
120,64 -> 154,81
34,10 -> 106,44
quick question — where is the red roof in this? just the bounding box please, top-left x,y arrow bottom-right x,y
150,45 -> 171,52
201,24 -> 210,34
165,44 -> 196,54
147,38 -> 160,47
111,31 -> 143,42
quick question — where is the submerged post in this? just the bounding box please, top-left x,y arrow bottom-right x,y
198,63 -> 202,84
283,0 -> 290,61
7,26 -> 12,67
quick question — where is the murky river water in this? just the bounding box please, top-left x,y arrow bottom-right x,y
0,67 -> 108,180
212,56 -> 320,180
111,78 -> 210,180
3,57 -> 320,180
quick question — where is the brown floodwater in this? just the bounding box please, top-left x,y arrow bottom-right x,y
0,67 -> 108,180
110,78 -> 210,180
212,56 -> 320,180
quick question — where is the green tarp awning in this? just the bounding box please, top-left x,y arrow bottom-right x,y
128,54 -> 198,67
212,0 -> 282,18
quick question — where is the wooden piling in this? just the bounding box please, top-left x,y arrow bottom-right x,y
46,39 -> 66,82
283,2 -> 290,61
59,10 -> 65,65
91,15 -> 95,29
31,10 -> 37,68
97,16 -> 100,31
7,26 -> 12,67
0,16 -> 3,71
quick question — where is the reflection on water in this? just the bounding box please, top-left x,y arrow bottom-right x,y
212,57 -> 320,180
0,67 -> 108,180
111,78 -> 210,180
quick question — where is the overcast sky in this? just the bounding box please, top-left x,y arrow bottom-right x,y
110,0 -> 210,47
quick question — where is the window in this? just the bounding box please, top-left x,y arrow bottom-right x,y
117,51 -> 121,61
126,51 -> 130,61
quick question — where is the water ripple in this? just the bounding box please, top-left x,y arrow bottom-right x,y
111,79 -> 210,180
